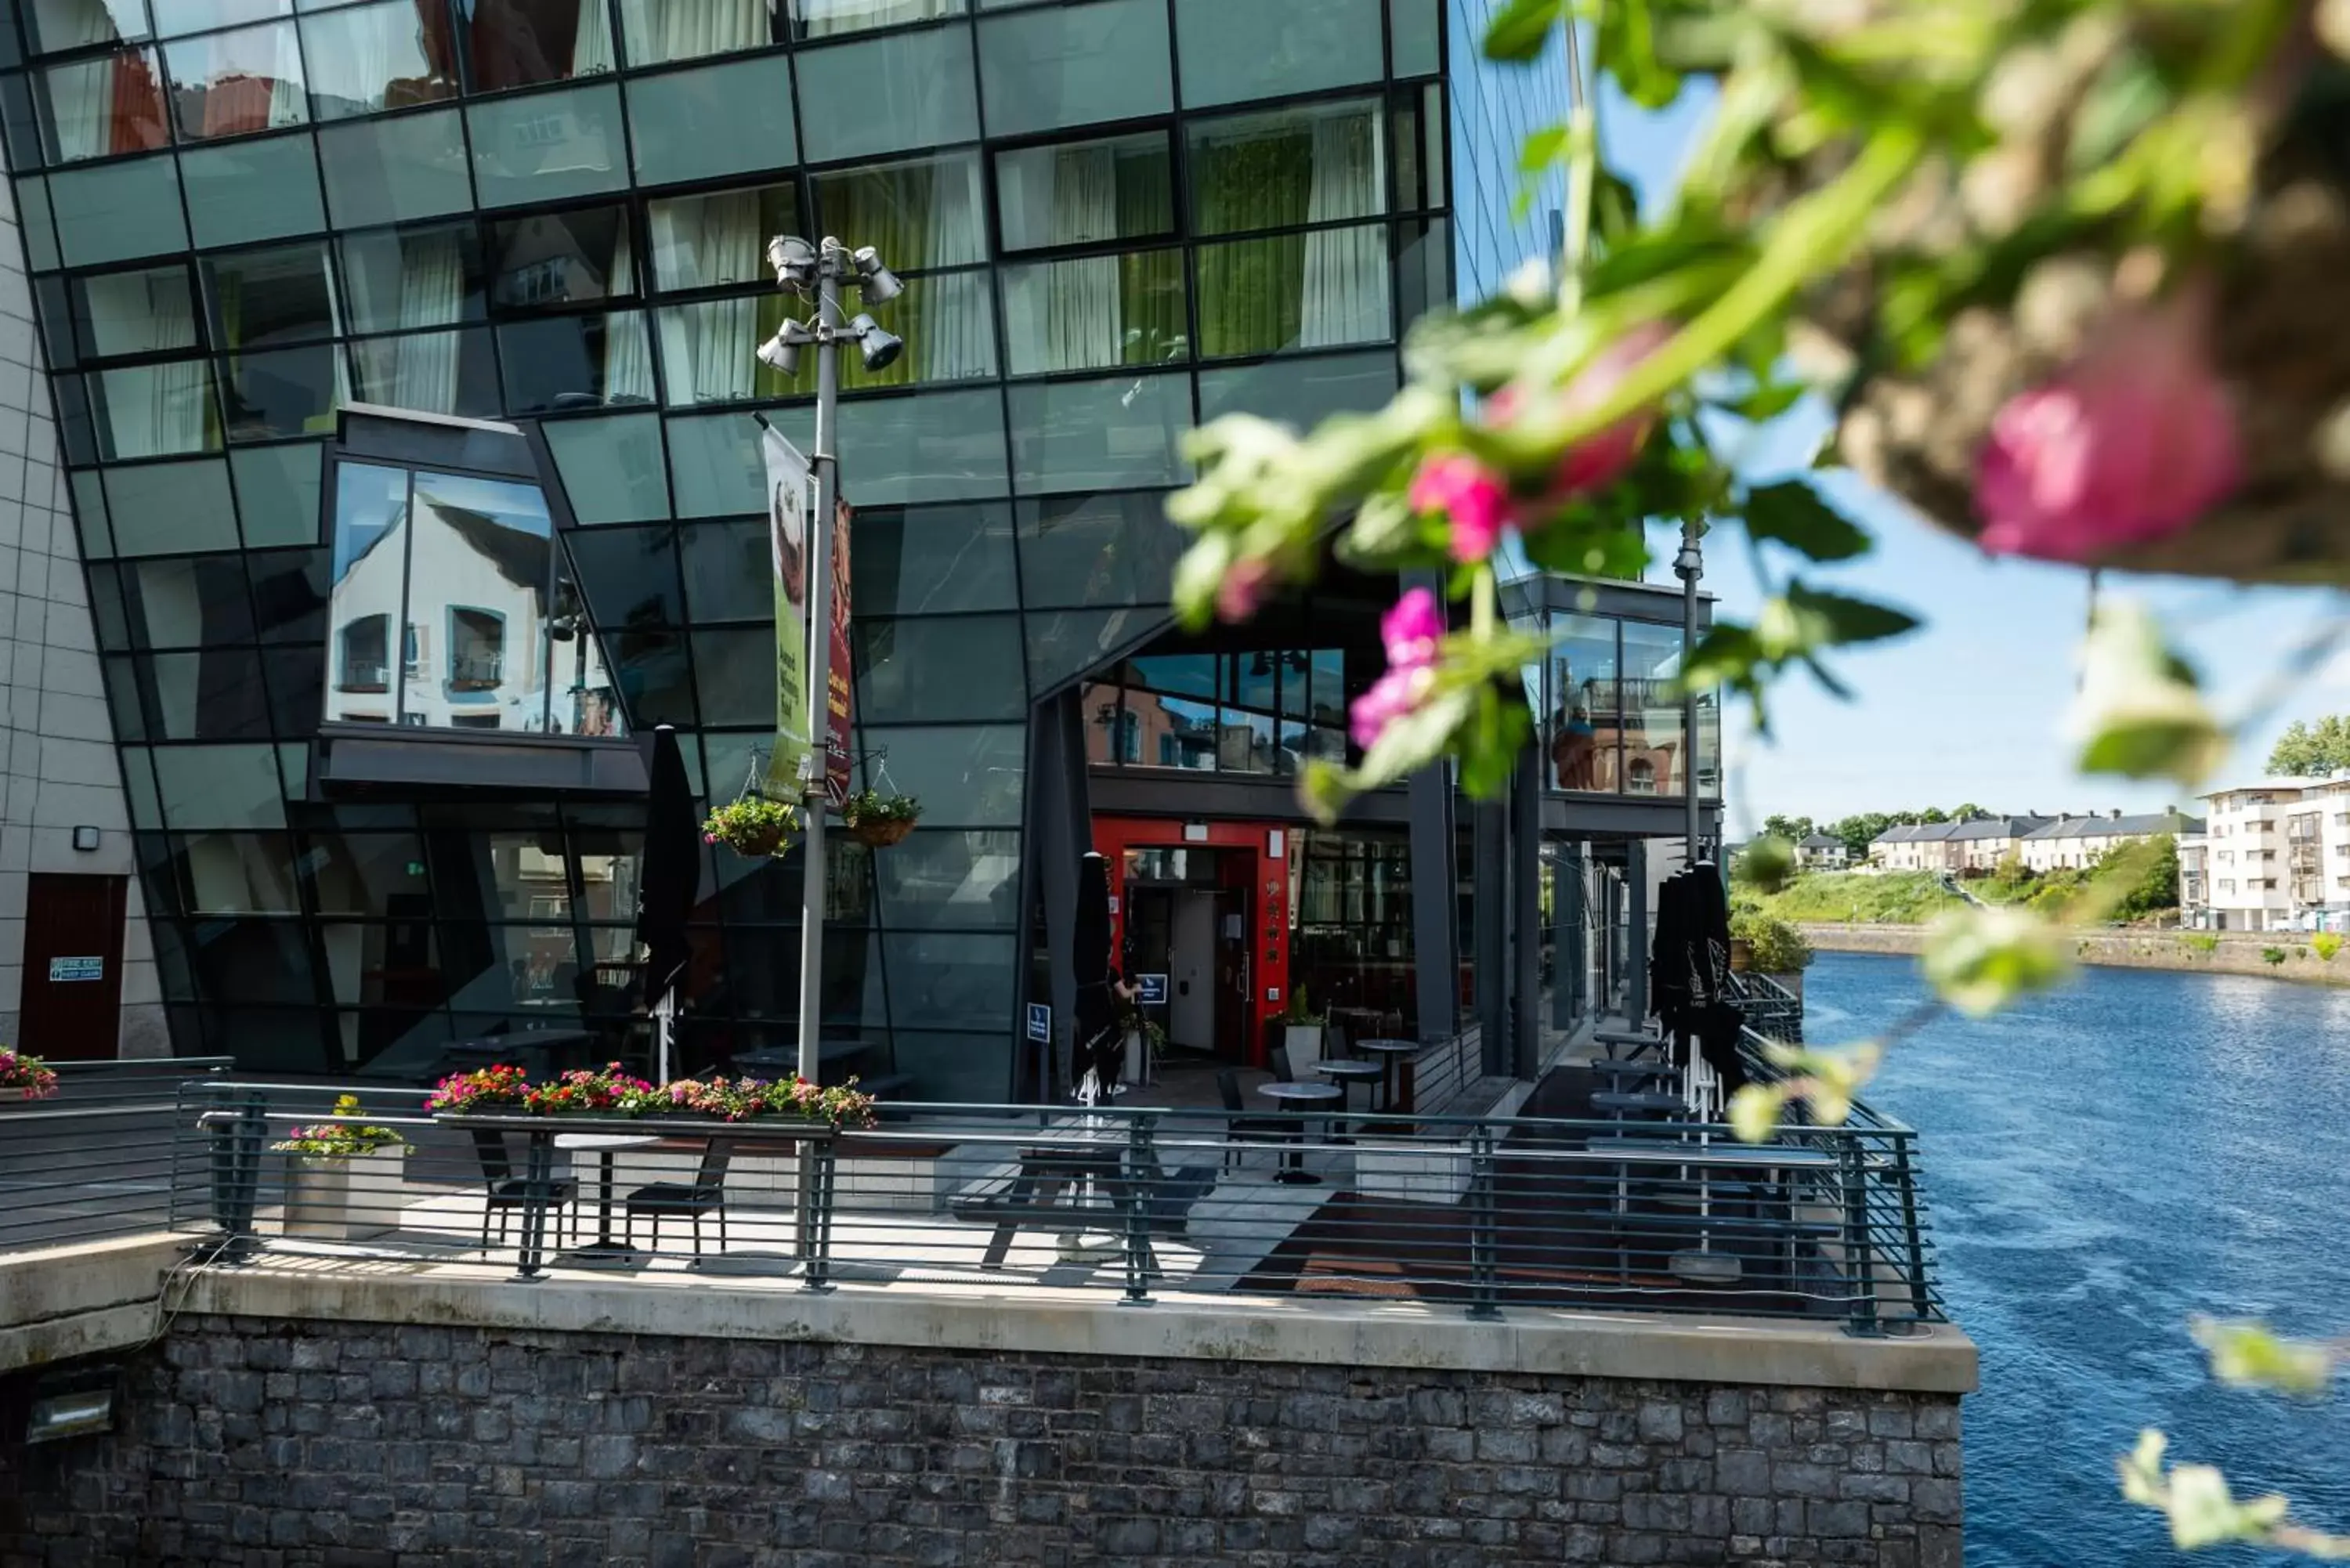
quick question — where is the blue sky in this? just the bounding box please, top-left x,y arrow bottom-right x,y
1596,77 -> 2350,832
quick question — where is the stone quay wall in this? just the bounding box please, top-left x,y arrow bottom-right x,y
1802,921 -> 2350,985
1,1311 -> 1962,1568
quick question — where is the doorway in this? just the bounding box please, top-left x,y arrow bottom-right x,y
20,873 -> 128,1060
1123,848 -> 1251,1060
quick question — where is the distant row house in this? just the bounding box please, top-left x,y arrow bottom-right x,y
1867,811 -> 2200,876
2185,777 -> 2350,931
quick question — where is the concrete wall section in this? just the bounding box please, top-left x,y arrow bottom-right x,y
0,175 -> 161,1058
2,1312 -> 1964,1567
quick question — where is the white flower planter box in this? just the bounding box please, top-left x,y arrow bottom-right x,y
1354,1139 -> 1471,1205
1282,1024 -> 1325,1069
283,1148 -> 407,1241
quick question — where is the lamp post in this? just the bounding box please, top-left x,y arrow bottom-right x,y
1673,518 -> 1703,862
756,237 -> 905,1088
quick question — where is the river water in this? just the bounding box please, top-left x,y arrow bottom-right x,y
1807,952 -> 2350,1566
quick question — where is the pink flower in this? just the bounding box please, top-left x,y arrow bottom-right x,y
1380,587 -> 1445,671
1349,589 -> 1449,750
1216,556 -> 1272,623
1975,295 -> 2240,562
1487,320 -> 1673,504
1408,452 -> 1514,562
1350,665 -> 1436,750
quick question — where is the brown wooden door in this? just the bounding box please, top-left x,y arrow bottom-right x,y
20,873 -> 128,1060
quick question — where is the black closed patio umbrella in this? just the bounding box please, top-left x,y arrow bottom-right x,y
635,725 -> 701,1082
1072,851 -> 1121,1099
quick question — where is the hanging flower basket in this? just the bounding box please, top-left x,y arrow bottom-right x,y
841,789 -> 921,849
703,795 -> 800,859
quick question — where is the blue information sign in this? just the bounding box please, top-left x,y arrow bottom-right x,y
1135,974 -> 1168,1006
1025,1003 -> 1051,1044
48,956 -> 103,983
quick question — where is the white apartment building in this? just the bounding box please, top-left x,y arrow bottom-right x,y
2192,778 -> 2350,930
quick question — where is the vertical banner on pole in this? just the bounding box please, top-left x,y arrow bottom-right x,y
823,497 -> 853,807
761,426 -> 815,799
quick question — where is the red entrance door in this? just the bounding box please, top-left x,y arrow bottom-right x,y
20,873 -> 128,1060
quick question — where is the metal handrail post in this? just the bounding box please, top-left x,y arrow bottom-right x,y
1121,1114 -> 1155,1305
1839,1139 -> 1881,1337
513,1129 -> 555,1282
801,1134 -> 837,1293
1890,1135 -> 1929,1322
1467,1125 -> 1500,1320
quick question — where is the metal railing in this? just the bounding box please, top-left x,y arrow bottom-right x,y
162,1073 -> 1940,1335
0,1058 -> 231,1255
1726,969 -> 1804,1044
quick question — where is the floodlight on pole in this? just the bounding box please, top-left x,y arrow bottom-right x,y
847,313 -> 902,372
851,246 -> 902,303
755,317 -> 817,376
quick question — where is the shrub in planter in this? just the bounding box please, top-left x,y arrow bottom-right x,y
272,1095 -> 411,1241
703,795 -> 799,858
1729,911 -> 1813,976
840,789 -> 921,848
0,1047 -> 59,1102
271,1095 -> 411,1158
617,1075 -> 880,1128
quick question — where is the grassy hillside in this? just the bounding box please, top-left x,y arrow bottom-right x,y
1745,871 -> 1968,925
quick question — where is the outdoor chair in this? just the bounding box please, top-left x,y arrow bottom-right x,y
1268,1046 -> 1295,1082
471,1131 -> 579,1252
1217,1069 -> 1300,1172
625,1140 -> 733,1255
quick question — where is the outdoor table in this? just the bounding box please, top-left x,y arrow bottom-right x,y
968,1125 -> 1133,1268
1314,1060 -> 1383,1135
552,1130 -> 661,1261
1256,1081 -> 1343,1184
1354,1039 -> 1420,1114
1585,1135 -> 1839,1284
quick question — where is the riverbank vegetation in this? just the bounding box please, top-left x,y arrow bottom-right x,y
1741,838 -> 2180,930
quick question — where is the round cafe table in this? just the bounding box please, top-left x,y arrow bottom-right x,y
1353,1039 -> 1420,1115
1256,1081 -> 1343,1184
1315,1060 -> 1384,1133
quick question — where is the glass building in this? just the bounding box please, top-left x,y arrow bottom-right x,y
0,0 -> 1716,1093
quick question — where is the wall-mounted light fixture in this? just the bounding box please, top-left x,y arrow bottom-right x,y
71,826 -> 99,852
26,1369 -> 115,1443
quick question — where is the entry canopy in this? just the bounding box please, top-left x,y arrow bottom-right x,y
313,405 -> 648,797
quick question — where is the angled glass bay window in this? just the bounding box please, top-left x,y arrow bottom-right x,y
40,49 -> 169,161
619,0 -> 776,65
460,0 -> 618,91
324,460 -> 628,735
27,0 -> 151,55
302,0 -> 460,121
163,21 -> 307,141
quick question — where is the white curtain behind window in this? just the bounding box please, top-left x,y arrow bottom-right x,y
795,0 -> 951,41
914,271 -> 993,383
601,227 -> 659,402
619,0 -> 765,63
378,229 -> 465,412
45,56 -> 119,161
85,271 -> 208,457
650,189 -> 758,403
1029,145 -> 1119,373
1299,109 -> 1387,348
571,0 -> 616,72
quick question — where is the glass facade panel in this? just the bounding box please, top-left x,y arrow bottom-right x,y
543,413 -> 672,521
219,342 -> 342,438
150,0 -> 294,38
791,26 -> 976,164
90,359 -> 219,457
1188,97 -> 1384,237
627,52 -> 795,184
316,107 -> 474,227
880,931 -> 1014,1028
350,326 -> 503,416
161,21 -> 306,142
1618,619 -> 1684,798
857,614 -> 1023,722
229,441 -> 322,546
832,388 -> 1007,504
302,0 -> 457,120
663,410 -> 763,515
103,456 -> 237,551
40,49 -> 169,162
848,502 -> 1016,616
341,222 -> 486,331
48,154 -> 186,266
1390,0 -> 1438,74
993,132 -> 1170,253
27,0 -> 151,56
1195,347 -> 1396,423
792,0 -> 955,39
497,310 -> 656,411
812,151 -> 984,272
1193,226 -> 1390,357
974,0 -> 1168,137
468,82 -> 627,208
859,724 -> 1021,826
647,181 -> 795,289
1000,247 -> 1184,375
1174,0 -> 1382,107
1549,613 -> 1615,792
619,0 -> 777,64
870,829 -> 1019,929
121,554 -> 253,645
1014,491 -> 1180,609
685,627 -> 769,726
153,742 -> 287,829
1007,372 -> 1186,494
179,132 -> 325,246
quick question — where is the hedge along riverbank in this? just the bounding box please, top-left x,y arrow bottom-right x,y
1800,926 -> 2350,988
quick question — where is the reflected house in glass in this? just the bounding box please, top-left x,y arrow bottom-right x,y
0,0 -> 1722,1090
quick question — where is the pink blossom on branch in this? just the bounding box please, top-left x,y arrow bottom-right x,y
1214,555 -> 1273,623
1487,319 -> 1675,504
1379,587 -> 1445,671
1350,588 -> 1447,750
1408,452 -> 1515,562
1975,295 -> 2240,562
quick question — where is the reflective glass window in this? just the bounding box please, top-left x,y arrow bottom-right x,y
91,360 -> 219,457
654,294 -> 794,406
1390,0 -> 1437,74
855,614 -> 1023,723
848,502 -> 1016,616
486,203 -> 636,312
870,829 -> 1020,930
686,627 -> 772,727
468,81 -> 627,208
128,649 -> 273,739
151,0 -> 291,36
833,388 -> 1007,505
39,49 -> 168,162
975,0 -> 1166,136
1549,614 -> 1616,792
497,309 -> 656,412
1618,620 -> 1686,799
607,623 -> 694,724
153,742 -> 287,829
855,724 -> 1022,826
120,554 -> 254,646
341,222 -> 487,333
1024,607 -> 1131,695
180,131 -> 325,246
262,646 -> 323,731
71,262 -> 194,359
230,442 -> 324,548
302,0 -> 458,120
792,0 -> 956,42
166,834 -> 301,919
219,344 -> 343,440
300,831 -> 431,917
461,0 -> 619,91
676,519 -> 768,622
350,327 -> 504,417
840,271 -> 995,391
566,525 -> 685,628
662,410 -> 763,515
316,107 -> 475,227
249,547 -> 329,641
323,462 -> 410,723
619,0 -> 776,64
647,181 -> 796,291
1014,492 -> 1181,609
792,26 -> 976,164
544,414 -> 672,522
1196,349 -> 1396,423
1173,0 -> 1381,107
812,150 -> 985,272
627,52 -> 795,185
880,932 -> 1015,1028
48,154 -> 187,266
1001,248 -> 1185,375
27,0 -> 151,56
1188,97 -> 1383,237
204,242 -> 341,349
163,22 -> 306,142
104,457 -> 237,553
1006,372 -> 1186,495
1193,226 -> 1390,357
993,132 -> 1170,252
